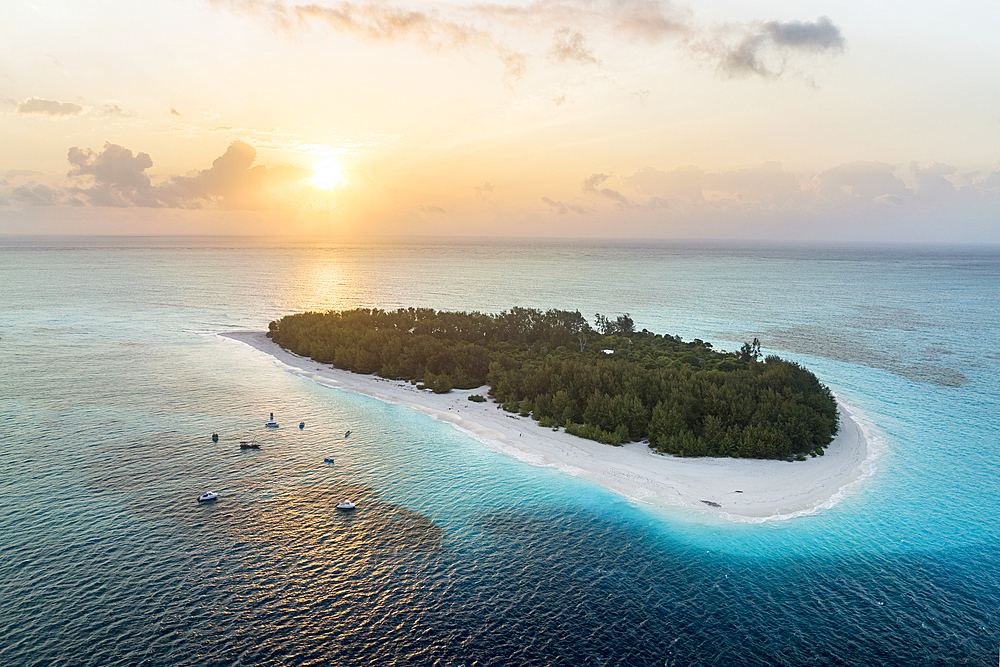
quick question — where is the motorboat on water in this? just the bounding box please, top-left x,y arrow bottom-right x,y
239,441 -> 260,449
266,412 -> 279,428
211,433 -> 219,442
299,422 -> 305,429
336,501 -> 356,510
344,430 -> 352,438
324,458 -> 335,463
198,492 -> 218,502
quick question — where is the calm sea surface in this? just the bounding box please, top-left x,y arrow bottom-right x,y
1,236 -> 998,666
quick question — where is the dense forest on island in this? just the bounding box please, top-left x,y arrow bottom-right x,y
267,307 -> 839,460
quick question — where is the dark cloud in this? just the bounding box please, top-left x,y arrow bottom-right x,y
765,16 -> 844,50
17,97 -> 85,117
713,16 -> 845,78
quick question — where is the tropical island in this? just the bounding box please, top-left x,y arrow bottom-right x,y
266,307 -> 838,461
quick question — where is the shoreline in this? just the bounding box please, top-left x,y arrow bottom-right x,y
219,330 -> 877,522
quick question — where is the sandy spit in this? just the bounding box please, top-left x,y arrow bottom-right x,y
220,331 -> 876,522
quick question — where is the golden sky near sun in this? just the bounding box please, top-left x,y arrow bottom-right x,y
1,0 -> 999,241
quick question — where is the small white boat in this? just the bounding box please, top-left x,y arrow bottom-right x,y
336,501 -> 356,510
198,492 -> 218,502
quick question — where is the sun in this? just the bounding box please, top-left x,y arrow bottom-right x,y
308,160 -> 346,190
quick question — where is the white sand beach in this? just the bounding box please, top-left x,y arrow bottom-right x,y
221,331 -> 876,522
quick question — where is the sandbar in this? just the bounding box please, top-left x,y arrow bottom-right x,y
220,331 -> 877,522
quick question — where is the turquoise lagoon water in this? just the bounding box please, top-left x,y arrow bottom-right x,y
1,237 -> 998,665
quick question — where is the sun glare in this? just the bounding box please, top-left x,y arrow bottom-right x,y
309,160 -> 345,190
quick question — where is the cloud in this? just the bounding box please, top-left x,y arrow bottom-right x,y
703,161 -> 802,204
208,0 -> 850,85
170,107 -> 182,116
68,143 -> 159,207
475,180 -> 494,199
163,140 -> 312,209
624,163 -> 806,211
582,172 -> 642,206
592,158 -> 1000,225
711,16 -> 845,78
550,28 -> 597,64
12,183 -> 61,205
213,0 -> 840,82
4,169 -> 42,180
624,165 -> 705,201
100,103 -> 135,117
910,162 -> 959,205
813,161 -> 909,203
583,172 -> 611,191
874,193 -> 905,206
542,196 -> 589,214
765,16 -> 844,50
17,97 -> 85,117
480,0 -> 688,42
213,0 -> 528,78
598,186 -> 635,207
22,140 -> 317,210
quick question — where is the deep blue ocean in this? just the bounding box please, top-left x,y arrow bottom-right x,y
1,237 -> 998,666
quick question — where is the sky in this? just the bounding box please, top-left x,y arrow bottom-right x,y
1,0 -> 998,241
